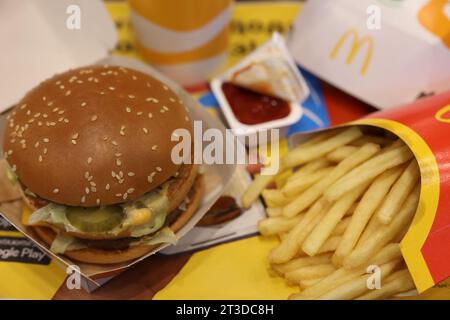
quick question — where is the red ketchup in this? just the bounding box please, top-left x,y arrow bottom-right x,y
221,82 -> 290,125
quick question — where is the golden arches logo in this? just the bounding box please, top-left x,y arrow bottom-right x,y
435,104 -> 450,123
330,29 -> 374,76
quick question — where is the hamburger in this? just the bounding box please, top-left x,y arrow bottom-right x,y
3,65 -> 203,264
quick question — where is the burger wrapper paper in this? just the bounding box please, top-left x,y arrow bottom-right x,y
0,57 -> 236,284
289,91 -> 450,293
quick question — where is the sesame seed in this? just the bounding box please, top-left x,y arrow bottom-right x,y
105,184 -> 110,190
38,122 -> 43,126
94,78 -> 99,83
99,91 -> 105,95
91,186 -> 97,193
146,97 -> 159,103
96,199 -> 100,205
34,112 -> 41,118
126,107 -> 131,113
128,95 -> 135,99
42,96 -> 47,101
128,172 -> 135,176
148,113 -> 153,118
152,145 -> 158,151
116,159 -> 122,166
112,140 -> 118,146
84,171 -> 90,179
123,193 -> 128,200
81,196 -> 86,203
103,136 -> 109,141
64,118 -> 69,123
91,115 -> 98,121
90,181 -> 96,187
163,85 -> 169,91
38,155 -> 43,162
7,149 -> 13,155
160,108 -> 165,113
58,110 -> 65,115
85,187 -> 90,194
53,188 -> 59,194
109,86 -> 115,91
20,104 -> 27,109
156,167 -> 162,172
76,80 -> 83,84
81,102 -> 87,107
146,82 -> 151,87
34,142 -> 39,148
56,81 -> 61,85
26,110 -> 31,116
59,85 -> 65,89
116,193 -> 122,198
142,128 -> 148,134
58,117 -> 64,122
137,111 -> 143,116
111,171 -> 116,178
132,75 -> 137,80
119,171 -> 123,178
72,133 -> 79,139
87,157 -> 93,164
185,116 -> 189,121
43,113 -> 48,118
127,188 -> 135,194
65,90 -> 71,96
43,138 -> 49,143
43,148 -> 48,154
115,152 -> 122,157
163,106 -> 169,111
71,139 -> 77,145
147,175 -> 153,183
52,107 -> 59,112
169,97 -> 176,102
47,101 -> 54,106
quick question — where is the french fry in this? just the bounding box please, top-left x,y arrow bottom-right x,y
271,253 -> 332,275
325,146 -> 413,201
266,207 -> 282,217
258,215 -> 303,236
331,216 -> 351,237
287,158 -> 331,183
282,143 -> 380,217
316,235 -> 342,254
302,182 -> 370,256
283,127 -> 363,169
332,165 -> 405,265
282,167 -> 334,197
376,160 -> 420,224
350,135 -> 391,147
270,197 -> 333,263
316,259 -> 401,300
285,264 -> 337,283
290,243 -> 401,299
299,278 -> 322,290
262,189 -> 293,207
344,185 -> 420,268
241,173 -> 280,209
326,146 -> 359,162
356,269 -> 415,300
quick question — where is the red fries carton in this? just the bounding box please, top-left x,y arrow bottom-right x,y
351,91 -> 450,292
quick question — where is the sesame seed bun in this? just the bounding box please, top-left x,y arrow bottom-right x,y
3,65 -> 192,207
31,174 -> 204,264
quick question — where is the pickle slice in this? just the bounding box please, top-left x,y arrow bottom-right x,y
66,206 -> 124,233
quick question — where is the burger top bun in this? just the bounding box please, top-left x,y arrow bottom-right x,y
3,66 -> 192,207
